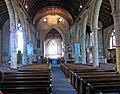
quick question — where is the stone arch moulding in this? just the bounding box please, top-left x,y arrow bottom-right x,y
43,25 -> 66,42
5,0 -> 18,68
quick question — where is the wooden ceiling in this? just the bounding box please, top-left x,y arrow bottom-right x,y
0,0 -> 113,29
99,0 -> 113,29
0,0 -> 9,28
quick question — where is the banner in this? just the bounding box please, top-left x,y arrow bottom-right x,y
27,43 -> 34,56
74,42 -> 80,57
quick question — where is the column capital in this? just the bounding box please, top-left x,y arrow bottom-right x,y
91,27 -> 99,31
112,11 -> 120,17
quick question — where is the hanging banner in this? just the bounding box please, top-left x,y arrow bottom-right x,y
27,43 -> 34,56
74,42 -> 80,57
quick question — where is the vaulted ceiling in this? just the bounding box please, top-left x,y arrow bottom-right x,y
0,0 -> 9,28
99,0 -> 113,29
0,0 -> 114,29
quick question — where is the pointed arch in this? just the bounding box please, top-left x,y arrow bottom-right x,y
5,0 -> 17,68
43,25 -> 66,42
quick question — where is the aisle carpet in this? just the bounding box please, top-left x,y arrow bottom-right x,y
52,65 -> 77,94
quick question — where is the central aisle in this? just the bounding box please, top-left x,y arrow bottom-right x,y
51,65 -> 77,94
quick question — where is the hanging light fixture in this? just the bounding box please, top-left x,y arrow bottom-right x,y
58,18 -> 63,22
43,18 -> 47,22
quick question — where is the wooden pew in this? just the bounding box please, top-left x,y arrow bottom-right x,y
0,68 -> 52,94
69,69 -> 118,93
78,74 -> 119,92
61,63 -> 119,94
78,75 -> 120,94
86,80 -> 120,94
1,87 -> 51,94
70,70 -> 116,88
69,69 -> 112,85
60,63 -> 95,78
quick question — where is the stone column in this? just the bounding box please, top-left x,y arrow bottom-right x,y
0,29 -> 2,63
27,25 -> 33,64
21,18 -> 27,65
98,22 -> 104,63
91,0 -> 102,67
74,23 -> 80,63
71,25 -> 76,62
81,26 -> 86,64
81,15 -> 88,64
40,41 -> 44,57
22,30 -> 27,65
5,0 -> 17,68
68,27 -> 74,62
113,12 -> 120,72
92,28 -> 99,67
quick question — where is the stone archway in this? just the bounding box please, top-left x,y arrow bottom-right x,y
44,28 -> 63,59
5,0 -> 17,68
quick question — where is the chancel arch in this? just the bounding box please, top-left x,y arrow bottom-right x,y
44,28 -> 63,59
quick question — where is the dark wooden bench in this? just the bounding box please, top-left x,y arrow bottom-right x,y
86,80 -> 120,94
69,69 -> 119,94
3,71 -> 52,77
1,87 -> 51,94
0,69 -> 52,94
70,69 -> 115,85
71,71 -> 117,88
78,75 -> 120,94
60,63 -> 94,78
60,63 -> 119,94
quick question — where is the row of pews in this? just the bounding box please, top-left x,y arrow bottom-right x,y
0,64 -> 52,94
60,63 -> 120,94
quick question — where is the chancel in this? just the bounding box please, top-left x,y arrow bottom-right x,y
0,0 -> 120,94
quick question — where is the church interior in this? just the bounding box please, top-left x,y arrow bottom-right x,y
0,0 -> 120,94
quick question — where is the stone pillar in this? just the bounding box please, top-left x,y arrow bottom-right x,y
92,28 -> 99,67
40,41 -> 44,57
74,23 -> 80,63
113,12 -> 120,72
21,19 -> 27,65
10,32 -> 17,68
71,25 -> 76,62
68,28 -> 74,62
22,32 -> 27,65
28,25 -> 32,42
81,27 -> 86,64
81,15 -> 88,64
0,29 -> 1,63
91,0 -> 102,67
5,0 -> 17,68
27,25 -> 33,64
86,34 -> 90,64
98,22 -> 104,63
